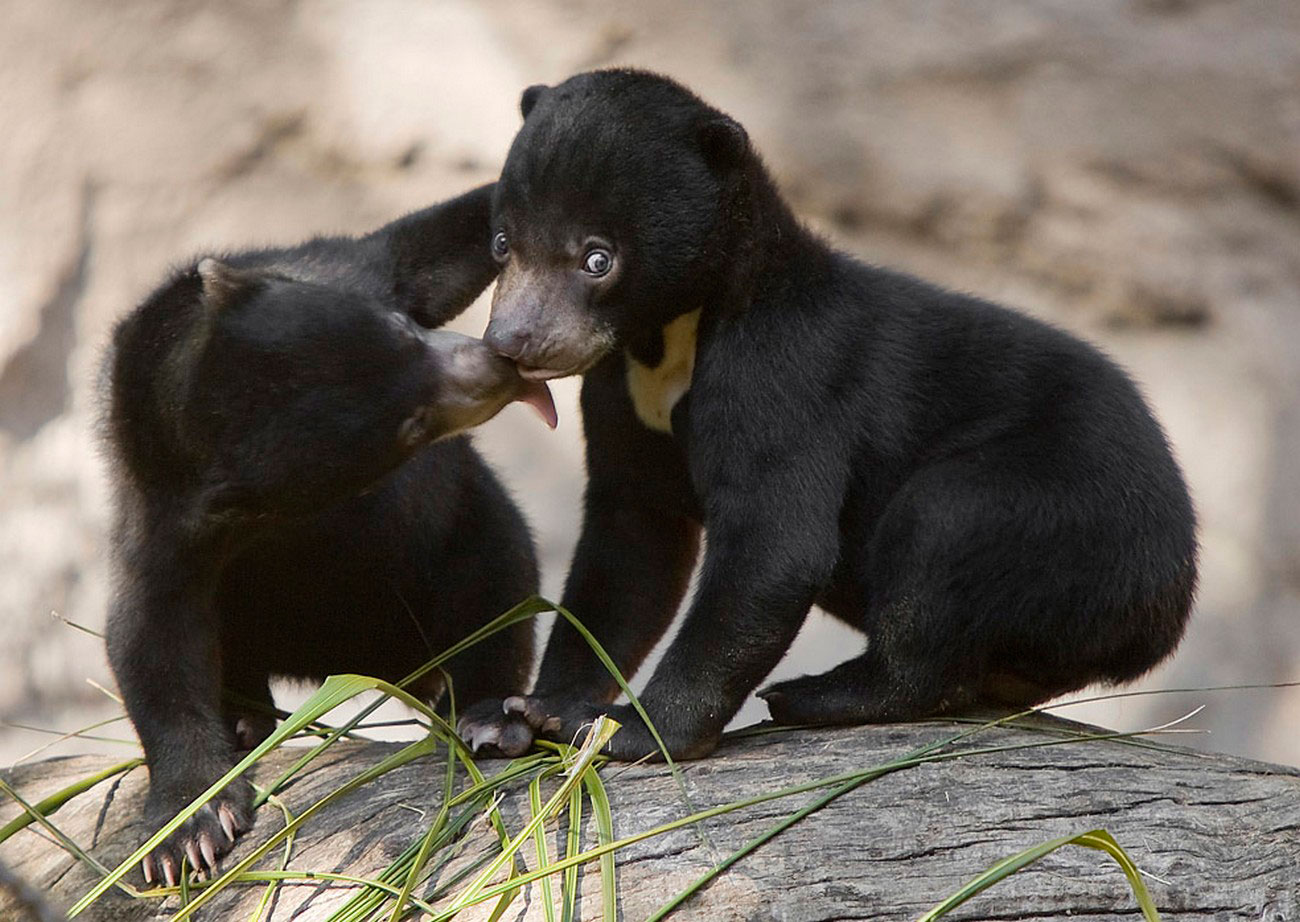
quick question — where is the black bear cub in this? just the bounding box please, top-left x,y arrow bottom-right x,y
458,70 -> 1198,761
104,184 -> 554,884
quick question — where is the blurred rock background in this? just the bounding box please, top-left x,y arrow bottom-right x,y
1,0 -> 1297,768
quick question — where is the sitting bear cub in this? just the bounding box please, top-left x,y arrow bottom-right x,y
459,71 -> 1198,761
103,184 -> 554,884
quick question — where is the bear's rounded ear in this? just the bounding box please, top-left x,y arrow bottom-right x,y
196,258 -> 254,310
698,116 -> 748,171
520,84 -> 549,120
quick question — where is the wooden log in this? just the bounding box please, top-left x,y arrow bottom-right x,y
1,717 -> 1297,921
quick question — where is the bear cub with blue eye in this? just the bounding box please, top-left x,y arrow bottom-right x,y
103,184 -> 556,885
457,70 -> 1198,761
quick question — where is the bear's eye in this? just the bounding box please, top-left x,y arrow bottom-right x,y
582,248 -> 613,277
491,232 -> 509,260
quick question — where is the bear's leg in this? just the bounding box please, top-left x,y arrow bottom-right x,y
540,461 -> 843,760
763,438 -> 1175,727
215,590 -> 278,752
761,456 -> 1012,726
107,546 -> 253,885
437,607 -> 535,754
442,616 -> 539,757
458,424 -> 702,757
430,492 -> 538,715
758,598 -> 982,726
347,458 -> 540,756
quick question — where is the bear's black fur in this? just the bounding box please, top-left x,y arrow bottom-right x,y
459,71 -> 1198,761
103,184 -> 550,883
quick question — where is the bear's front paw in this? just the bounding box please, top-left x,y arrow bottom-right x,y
591,703 -> 720,762
456,698 -> 538,757
489,696 -> 626,754
142,782 -> 253,886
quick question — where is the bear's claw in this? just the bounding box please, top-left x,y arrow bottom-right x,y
141,792 -> 250,887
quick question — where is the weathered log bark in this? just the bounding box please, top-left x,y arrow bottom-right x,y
2,717 -> 1297,921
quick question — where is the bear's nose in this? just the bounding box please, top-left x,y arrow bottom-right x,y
483,323 -> 530,361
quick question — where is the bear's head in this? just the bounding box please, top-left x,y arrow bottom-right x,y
484,69 -> 751,381
109,258 -> 554,520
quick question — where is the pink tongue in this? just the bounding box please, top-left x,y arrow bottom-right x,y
516,379 -> 558,429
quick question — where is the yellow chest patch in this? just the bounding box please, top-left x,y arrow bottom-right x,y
625,310 -> 700,434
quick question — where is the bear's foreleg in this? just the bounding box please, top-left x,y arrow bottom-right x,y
106,540 -> 253,885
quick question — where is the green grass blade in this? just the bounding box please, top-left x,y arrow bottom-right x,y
169,671 -> 466,922
397,597 -> 555,691
434,752 -> 561,922
547,604 -> 691,797
326,834 -> 429,922
326,749 -> 554,922
650,709 -> 1061,918
385,745 -> 458,922
560,783 -> 583,922
444,598 -> 687,792
528,771 -> 560,922
166,736 -> 438,922
1075,830 -> 1162,922
48,605 -> 1191,921
69,673 -> 429,917
446,722 -> 1174,914
245,792 -> 296,922
581,771 -> 617,922
0,758 -> 142,844
330,792 -> 505,922
646,720 -> 969,920
255,691 -> 409,809
916,828 -> 1161,922
191,869 -> 441,915
546,599 -> 714,856
0,777 -> 139,898
8,714 -> 137,765
435,717 -> 619,920
253,610 -> 536,807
